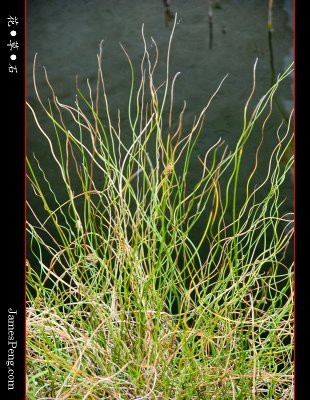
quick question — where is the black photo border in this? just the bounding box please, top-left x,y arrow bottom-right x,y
0,0 -> 26,398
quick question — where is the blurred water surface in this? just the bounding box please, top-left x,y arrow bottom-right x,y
27,0 -> 293,262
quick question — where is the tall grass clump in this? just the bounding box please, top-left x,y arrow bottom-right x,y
26,18 -> 294,399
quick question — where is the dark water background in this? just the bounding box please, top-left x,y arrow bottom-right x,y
27,0 -> 293,270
